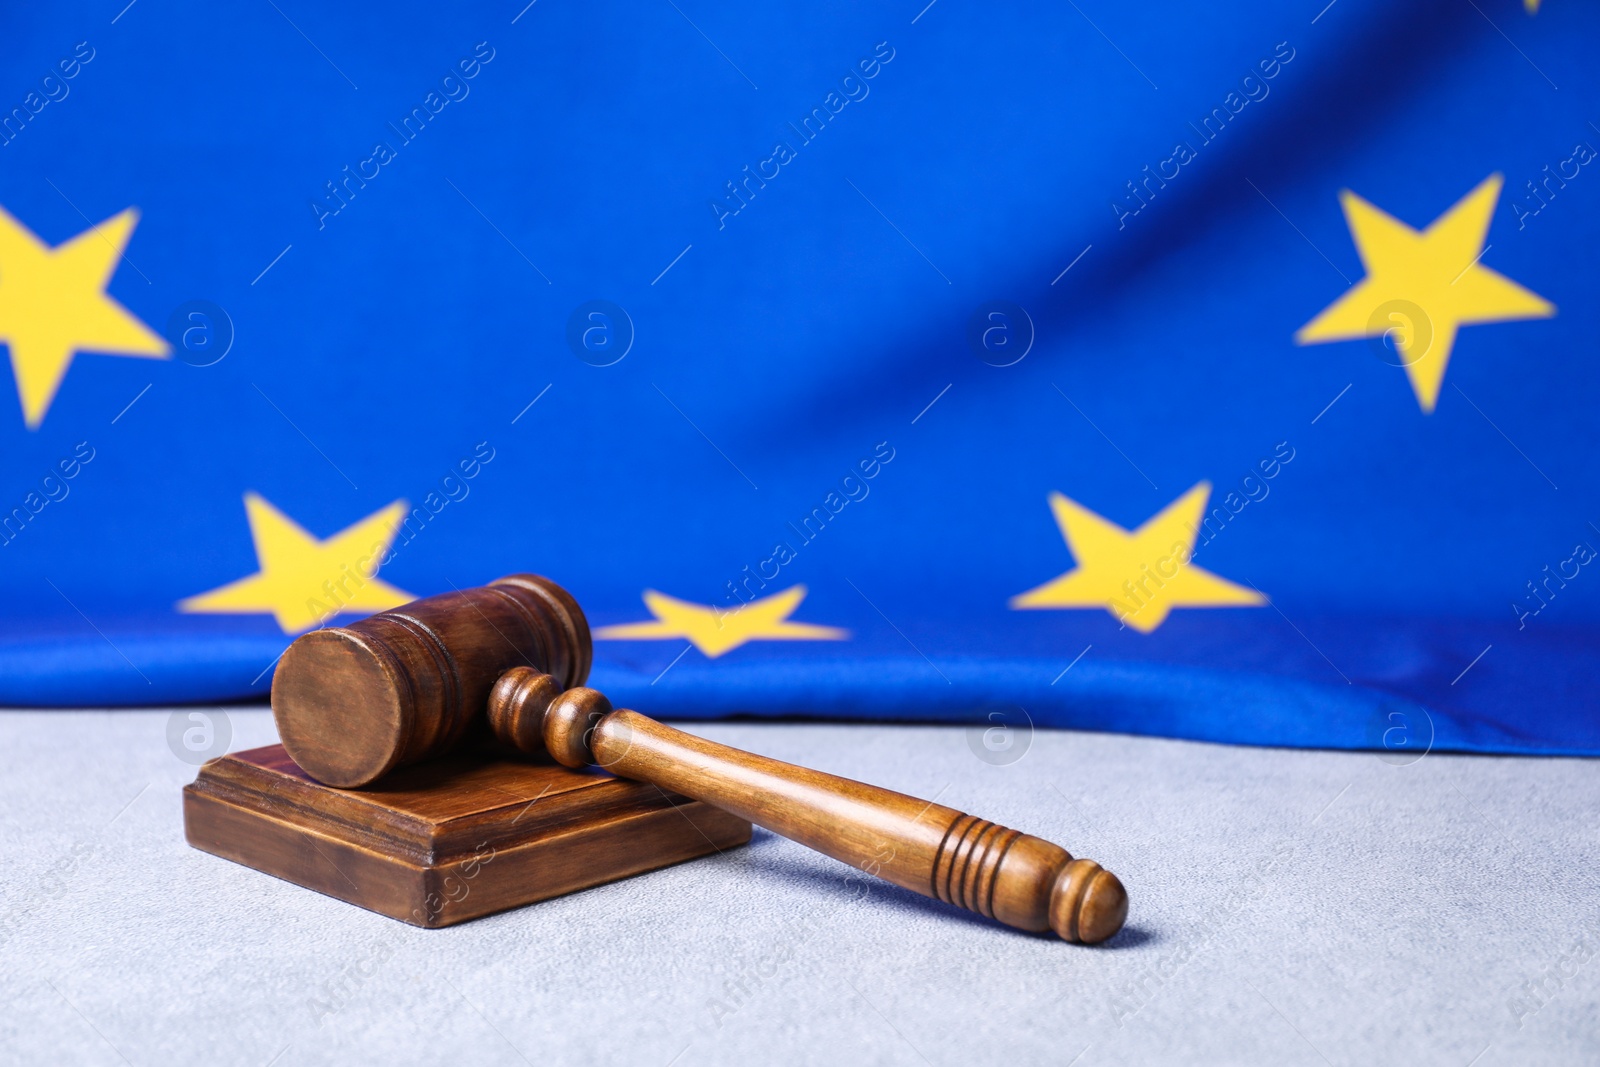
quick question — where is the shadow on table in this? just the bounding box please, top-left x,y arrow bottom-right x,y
749,848 -> 1159,950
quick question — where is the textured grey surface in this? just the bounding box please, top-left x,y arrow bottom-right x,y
0,708 -> 1596,1067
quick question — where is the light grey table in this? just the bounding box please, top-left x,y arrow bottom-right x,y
1,709 -> 1595,1066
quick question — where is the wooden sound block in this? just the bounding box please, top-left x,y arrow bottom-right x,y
183,743 -> 752,927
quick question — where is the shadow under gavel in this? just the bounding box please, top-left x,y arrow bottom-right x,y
271,574 -> 1127,943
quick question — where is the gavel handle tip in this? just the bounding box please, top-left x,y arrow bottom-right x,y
1053,859 -> 1128,944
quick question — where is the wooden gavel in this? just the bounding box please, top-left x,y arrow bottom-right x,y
271,574 -> 1127,943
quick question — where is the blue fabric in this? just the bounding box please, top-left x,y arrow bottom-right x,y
2,0 -> 1596,755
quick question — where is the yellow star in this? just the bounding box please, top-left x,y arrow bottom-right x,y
0,205 -> 169,428
596,584 -> 847,658
1295,174 -> 1554,413
1009,483 -> 1265,633
1525,0 -> 1539,12
179,493 -> 416,634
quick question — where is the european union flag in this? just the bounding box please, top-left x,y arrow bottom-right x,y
2,0 -> 1596,757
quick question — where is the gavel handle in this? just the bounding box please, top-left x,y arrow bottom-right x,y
588,708 -> 1127,943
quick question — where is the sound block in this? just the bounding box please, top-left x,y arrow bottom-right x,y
184,744 -> 752,927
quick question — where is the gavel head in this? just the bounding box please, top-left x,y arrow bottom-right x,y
271,574 -> 591,788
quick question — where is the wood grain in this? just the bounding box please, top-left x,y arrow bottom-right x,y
492,667 -> 1128,943
271,574 -> 588,787
183,743 -> 752,927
